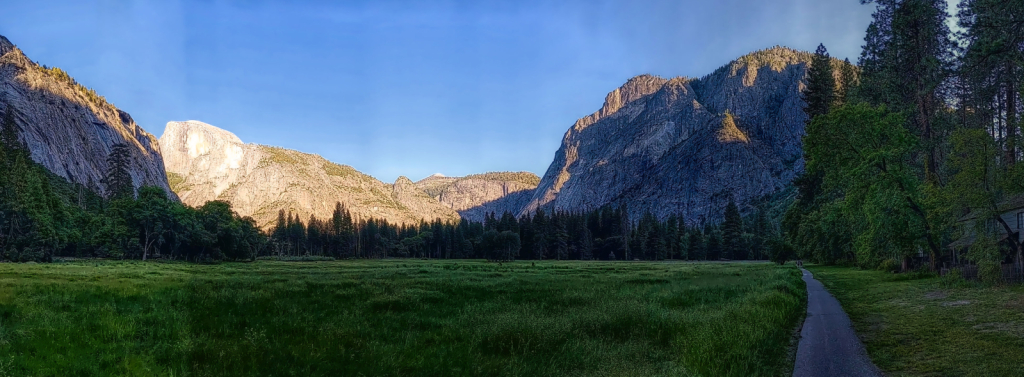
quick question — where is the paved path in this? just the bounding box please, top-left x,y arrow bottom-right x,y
793,268 -> 883,377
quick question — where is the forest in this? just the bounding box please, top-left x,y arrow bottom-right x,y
784,0 -> 1024,274
265,196 -> 775,262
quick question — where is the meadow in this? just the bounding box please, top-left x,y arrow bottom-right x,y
0,260 -> 805,377
808,266 -> 1024,376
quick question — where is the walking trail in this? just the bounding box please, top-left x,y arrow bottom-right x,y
792,268 -> 883,377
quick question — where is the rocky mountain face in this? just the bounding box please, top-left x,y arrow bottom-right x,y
415,172 -> 539,222
0,34 -> 173,196
160,120 -> 461,229
523,47 -> 818,224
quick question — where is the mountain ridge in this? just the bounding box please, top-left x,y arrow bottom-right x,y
521,46 -> 828,224
415,172 -> 539,222
0,34 -> 174,197
160,120 -> 462,228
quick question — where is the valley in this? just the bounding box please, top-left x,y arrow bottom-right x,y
2,0 -> 1024,374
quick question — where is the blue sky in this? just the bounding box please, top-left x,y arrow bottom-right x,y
1,0 -> 879,182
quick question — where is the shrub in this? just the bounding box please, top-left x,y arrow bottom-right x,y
877,258 -> 899,273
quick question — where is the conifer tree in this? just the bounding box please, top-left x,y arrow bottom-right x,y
705,227 -> 722,261
958,0 -> 1024,165
102,143 -> 134,200
803,44 -> 836,119
1,103 -> 22,153
860,0 -> 955,182
837,58 -> 857,106
721,198 -> 744,260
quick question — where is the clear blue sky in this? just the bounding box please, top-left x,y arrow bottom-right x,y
1,0 -> 879,182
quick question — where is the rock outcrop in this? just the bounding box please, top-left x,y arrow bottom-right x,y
160,120 -> 461,229
523,47 -> 821,224
0,34 -> 173,196
415,172 -> 539,222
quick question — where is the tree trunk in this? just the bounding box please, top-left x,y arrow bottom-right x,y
904,195 -> 941,270
997,216 -> 1023,273
142,232 -> 149,261
1006,65 -> 1017,166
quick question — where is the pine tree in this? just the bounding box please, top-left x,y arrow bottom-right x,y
752,207 -> 772,260
721,198 -> 744,260
860,0 -> 955,182
959,0 -> 1024,165
705,227 -> 722,261
804,44 -> 836,120
102,143 -> 135,200
1,103 -> 23,153
532,209 -> 547,259
836,58 -> 858,106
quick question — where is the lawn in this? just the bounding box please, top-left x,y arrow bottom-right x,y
0,260 -> 805,377
807,265 -> 1024,377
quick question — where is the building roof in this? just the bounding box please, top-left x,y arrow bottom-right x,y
957,195 -> 1024,222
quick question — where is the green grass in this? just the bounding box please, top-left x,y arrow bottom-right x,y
807,265 -> 1024,376
0,261 -> 805,377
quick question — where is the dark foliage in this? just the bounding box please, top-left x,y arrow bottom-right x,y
0,104 -> 266,262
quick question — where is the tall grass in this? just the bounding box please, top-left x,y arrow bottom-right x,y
0,261 -> 804,376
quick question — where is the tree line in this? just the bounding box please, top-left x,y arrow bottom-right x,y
264,197 -> 778,262
784,0 -> 1024,274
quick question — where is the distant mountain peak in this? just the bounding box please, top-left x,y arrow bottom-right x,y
574,74 -> 668,132
414,171 -> 540,222
162,120 -> 244,149
160,121 -> 459,228
524,46 -> 819,223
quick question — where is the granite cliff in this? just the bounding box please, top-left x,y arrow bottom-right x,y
0,34 -> 173,196
523,47 -> 824,224
415,172 -> 539,222
160,120 -> 461,229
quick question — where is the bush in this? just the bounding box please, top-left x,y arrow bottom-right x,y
979,260 -> 1002,284
967,236 -> 1003,284
766,237 -> 795,265
877,258 -> 899,273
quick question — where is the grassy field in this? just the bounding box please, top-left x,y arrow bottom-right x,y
0,260 -> 805,377
807,265 -> 1024,376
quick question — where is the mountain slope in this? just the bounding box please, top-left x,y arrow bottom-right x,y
0,34 -> 173,196
523,47 -> 820,224
415,172 -> 539,222
160,120 -> 460,228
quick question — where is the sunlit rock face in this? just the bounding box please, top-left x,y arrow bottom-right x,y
0,34 -> 174,197
160,121 -> 460,229
523,47 -> 814,224
415,172 -> 540,222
